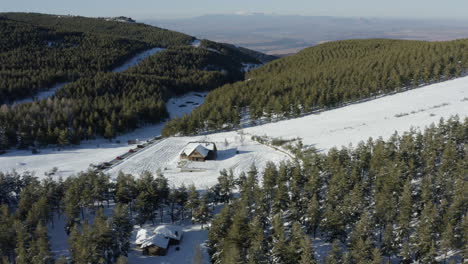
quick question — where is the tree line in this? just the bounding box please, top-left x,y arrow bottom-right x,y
207,116 -> 467,263
162,38 -> 468,136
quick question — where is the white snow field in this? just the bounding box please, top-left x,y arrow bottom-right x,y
0,92 -> 207,178
112,47 -> 165,73
244,76 -> 468,151
107,131 -> 290,188
106,76 -> 468,187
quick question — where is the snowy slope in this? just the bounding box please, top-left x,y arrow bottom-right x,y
107,131 -> 289,188
107,76 -> 468,187
243,76 -> 468,151
0,92 -> 207,178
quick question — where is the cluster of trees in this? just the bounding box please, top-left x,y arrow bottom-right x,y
127,46 -> 251,93
207,116 -> 467,263
0,73 -> 167,148
0,16 -> 151,102
0,170 -> 132,263
0,168 -> 221,263
162,38 -> 468,136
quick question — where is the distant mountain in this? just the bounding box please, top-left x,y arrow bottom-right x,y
145,14 -> 468,55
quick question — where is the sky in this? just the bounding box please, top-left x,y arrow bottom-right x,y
2,0 -> 468,20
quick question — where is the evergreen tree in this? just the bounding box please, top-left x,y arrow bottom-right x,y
325,240 -> 343,264
299,233 -> 317,264
193,193 -> 211,229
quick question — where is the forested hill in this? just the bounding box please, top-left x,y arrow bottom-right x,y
0,13 -> 275,149
162,38 -> 468,136
0,12 -> 272,103
1,12 -> 193,47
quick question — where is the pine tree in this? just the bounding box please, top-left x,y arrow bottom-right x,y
112,204 -> 133,257
134,191 -> 154,226
57,129 -> 69,146
299,233 -> 317,264
271,214 -> 289,264
246,216 -> 267,264
15,221 -> 31,264
0,126 -> 8,151
31,223 -> 53,264
305,194 -> 320,237
325,240 -> 343,264
398,178 -> 412,240
187,184 -> 199,223
193,193 -> 211,229
371,248 -> 383,264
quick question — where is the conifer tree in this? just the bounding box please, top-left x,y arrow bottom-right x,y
299,233 -> 317,264
271,214 -> 289,264
187,184 -> 199,224
305,194 -> 320,237
31,223 -> 53,264
193,193 -> 211,229
325,240 -> 343,264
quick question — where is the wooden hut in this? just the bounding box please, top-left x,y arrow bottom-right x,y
180,142 -> 217,162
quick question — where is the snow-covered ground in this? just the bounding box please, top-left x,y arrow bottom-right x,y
0,92 -> 207,179
107,76 -> 468,187
1,76 -> 467,186
191,39 -> 201,48
107,131 -> 290,188
112,47 -> 165,73
244,76 -> 468,151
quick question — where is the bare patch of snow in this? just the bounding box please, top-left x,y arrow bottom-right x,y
112,47 -> 165,73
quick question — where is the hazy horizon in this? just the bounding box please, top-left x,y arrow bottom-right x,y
2,0 -> 468,21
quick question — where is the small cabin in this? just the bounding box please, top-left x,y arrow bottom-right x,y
180,142 -> 217,162
136,225 -> 184,256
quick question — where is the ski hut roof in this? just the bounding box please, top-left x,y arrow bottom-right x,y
136,225 -> 184,249
181,142 -> 216,158
154,225 -> 183,241
140,234 -> 170,249
136,228 -> 151,245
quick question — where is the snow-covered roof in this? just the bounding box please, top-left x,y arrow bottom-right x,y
136,228 -> 150,245
181,142 -> 216,157
141,234 -> 170,249
154,225 -> 183,241
136,225 -> 184,249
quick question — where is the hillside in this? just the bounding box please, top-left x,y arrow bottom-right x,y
0,13 -> 193,103
162,38 -> 468,136
0,13 -> 275,149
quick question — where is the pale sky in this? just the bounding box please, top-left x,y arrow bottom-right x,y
2,0 -> 468,20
